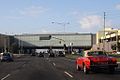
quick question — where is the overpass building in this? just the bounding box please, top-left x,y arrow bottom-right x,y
14,33 -> 95,53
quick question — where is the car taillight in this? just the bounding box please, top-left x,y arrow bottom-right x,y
108,58 -> 117,64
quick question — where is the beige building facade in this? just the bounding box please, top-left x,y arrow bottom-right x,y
92,28 -> 120,52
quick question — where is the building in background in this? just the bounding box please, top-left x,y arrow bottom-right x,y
92,28 -> 120,52
0,33 -> 96,54
14,33 -> 96,54
0,34 -> 10,53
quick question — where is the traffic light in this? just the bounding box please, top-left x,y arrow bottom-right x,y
64,44 -> 66,49
49,35 -> 51,39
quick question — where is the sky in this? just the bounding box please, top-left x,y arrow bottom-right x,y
0,0 -> 120,35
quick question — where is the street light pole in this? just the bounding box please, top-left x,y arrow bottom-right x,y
51,22 -> 70,33
52,22 -> 70,54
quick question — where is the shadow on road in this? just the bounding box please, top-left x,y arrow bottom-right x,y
90,68 -> 120,75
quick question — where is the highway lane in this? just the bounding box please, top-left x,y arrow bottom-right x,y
0,56 -> 67,80
46,57 -> 120,80
0,55 -> 120,80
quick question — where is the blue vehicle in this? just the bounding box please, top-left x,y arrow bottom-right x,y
0,52 -> 14,62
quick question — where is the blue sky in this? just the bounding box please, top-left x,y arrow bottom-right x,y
0,0 -> 120,34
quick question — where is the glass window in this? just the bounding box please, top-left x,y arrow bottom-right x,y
87,51 -> 107,56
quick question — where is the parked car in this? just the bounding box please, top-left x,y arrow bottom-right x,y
76,50 -> 118,74
0,52 -> 14,62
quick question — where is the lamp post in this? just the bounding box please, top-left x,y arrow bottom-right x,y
51,22 -> 70,33
51,22 -> 70,54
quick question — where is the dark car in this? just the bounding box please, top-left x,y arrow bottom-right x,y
49,52 -> 55,57
58,51 -> 65,57
37,52 -> 44,57
0,52 -> 14,62
31,52 -> 36,56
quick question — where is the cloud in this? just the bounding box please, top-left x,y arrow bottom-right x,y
79,15 -> 103,29
116,4 -> 120,10
19,6 -> 47,17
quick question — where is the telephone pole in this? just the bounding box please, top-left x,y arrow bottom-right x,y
103,12 -> 106,51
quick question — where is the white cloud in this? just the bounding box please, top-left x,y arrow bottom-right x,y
19,6 -> 47,17
79,15 -> 103,29
116,4 -> 120,10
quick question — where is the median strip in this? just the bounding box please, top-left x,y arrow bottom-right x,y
64,71 -> 73,78
1,74 -> 10,80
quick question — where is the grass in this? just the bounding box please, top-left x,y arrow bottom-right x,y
117,58 -> 120,62
65,54 -> 80,60
66,54 -> 79,60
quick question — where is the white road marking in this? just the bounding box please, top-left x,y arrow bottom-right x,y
53,63 -> 56,66
1,74 -> 10,80
64,71 -> 73,78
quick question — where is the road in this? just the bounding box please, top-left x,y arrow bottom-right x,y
0,55 -> 120,80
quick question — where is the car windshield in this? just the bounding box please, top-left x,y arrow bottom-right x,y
3,53 -> 10,56
87,51 -> 107,56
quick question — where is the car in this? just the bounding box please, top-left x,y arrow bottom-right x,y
0,52 -> 14,62
37,52 -> 44,57
30,52 -> 36,56
47,49 -> 55,57
76,50 -> 118,74
58,51 -> 65,57
49,52 -> 55,57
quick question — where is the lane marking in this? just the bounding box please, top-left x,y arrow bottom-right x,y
64,71 -> 73,78
1,74 -> 10,80
53,63 -> 56,66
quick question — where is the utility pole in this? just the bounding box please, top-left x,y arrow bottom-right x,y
103,12 -> 106,51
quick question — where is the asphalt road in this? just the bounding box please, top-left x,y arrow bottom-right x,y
0,55 -> 120,80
